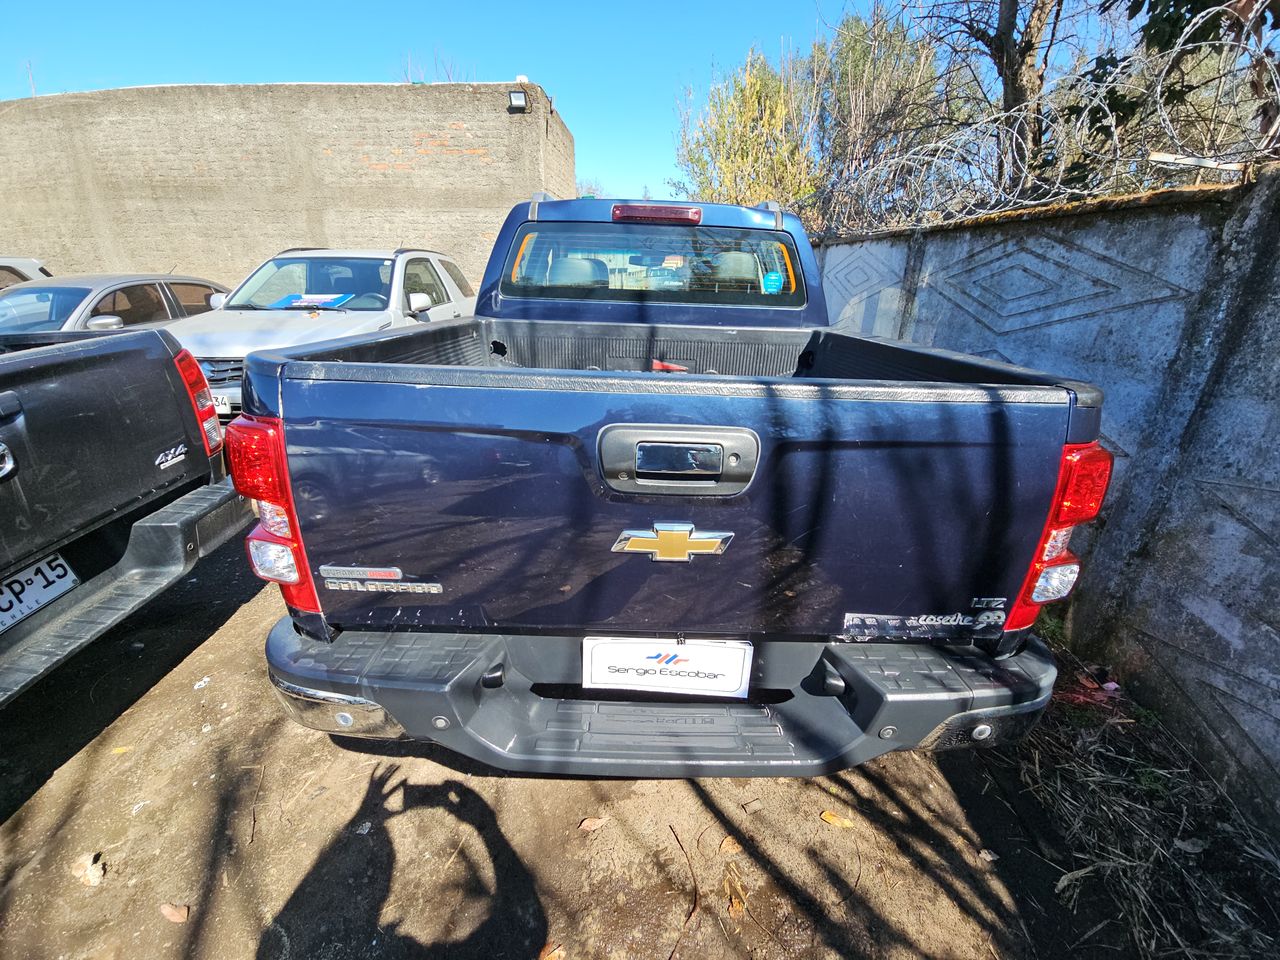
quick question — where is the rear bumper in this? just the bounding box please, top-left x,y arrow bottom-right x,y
0,479 -> 252,705
265,620 -> 1056,778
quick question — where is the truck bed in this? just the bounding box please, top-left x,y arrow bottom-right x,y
272,316 -> 1102,409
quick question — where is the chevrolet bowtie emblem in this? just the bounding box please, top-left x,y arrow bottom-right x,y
611,523 -> 734,562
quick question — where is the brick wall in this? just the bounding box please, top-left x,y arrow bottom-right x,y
0,82 -> 575,287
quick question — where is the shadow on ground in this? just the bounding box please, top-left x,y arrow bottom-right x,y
257,766 -> 546,959
0,540 -> 262,822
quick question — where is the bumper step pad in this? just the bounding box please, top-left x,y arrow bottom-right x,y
267,620 -> 1056,778
0,480 -> 251,705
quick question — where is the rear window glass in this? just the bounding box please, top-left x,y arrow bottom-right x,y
501,222 -> 806,307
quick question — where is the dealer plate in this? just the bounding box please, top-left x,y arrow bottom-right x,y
212,394 -> 232,415
0,553 -> 79,636
582,636 -> 753,699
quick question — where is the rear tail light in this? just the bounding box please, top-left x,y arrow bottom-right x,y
612,203 -> 702,224
1005,441 -> 1114,631
173,350 -> 223,455
225,414 -> 320,613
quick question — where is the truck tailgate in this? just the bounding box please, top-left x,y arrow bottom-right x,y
0,332 -> 212,576
280,374 -> 1070,640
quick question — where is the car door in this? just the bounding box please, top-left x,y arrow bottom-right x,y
435,257 -> 478,318
81,282 -> 175,330
166,281 -> 224,318
402,257 -> 460,323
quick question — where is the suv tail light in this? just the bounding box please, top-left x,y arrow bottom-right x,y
225,414 -> 320,613
173,350 -> 223,455
1005,441 -> 1114,631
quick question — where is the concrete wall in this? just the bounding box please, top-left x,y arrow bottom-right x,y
0,82 -> 575,287
816,172 -> 1280,826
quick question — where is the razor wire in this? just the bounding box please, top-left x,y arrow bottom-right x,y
802,4 -> 1280,234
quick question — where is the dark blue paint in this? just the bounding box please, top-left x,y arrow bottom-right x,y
280,376 -> 1067,638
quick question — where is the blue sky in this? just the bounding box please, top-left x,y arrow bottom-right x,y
0,0 -> 849,199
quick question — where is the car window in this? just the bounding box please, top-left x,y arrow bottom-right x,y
91,284 -> 171,326
0,286 -> 90,332
503,222 -> 807,307
0,266 -> 28,290
438,260 -> 475,298
170,282 -> 219,316
228,257 -> 393,311
404,258 -> 450,308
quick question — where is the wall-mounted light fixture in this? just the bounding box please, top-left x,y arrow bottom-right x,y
507,89 -> 528,113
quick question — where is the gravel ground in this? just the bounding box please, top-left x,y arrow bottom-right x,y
0,542 -> 1132,960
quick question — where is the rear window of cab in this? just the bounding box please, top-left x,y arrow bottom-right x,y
501,222 -> 806,307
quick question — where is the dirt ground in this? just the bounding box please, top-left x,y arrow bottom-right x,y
0,543 -> 1135,960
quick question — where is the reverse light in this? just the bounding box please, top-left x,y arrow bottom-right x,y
225,414 -> 320,613
173,350 -> 223,455
1031,558 -> 1080,603
1006,441 -> 1114,631
248,538 -> 299,583
612,204 -> 702,224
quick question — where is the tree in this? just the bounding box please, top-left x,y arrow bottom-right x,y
575,177 -> 605,198
670,50 -> 819,209
671,7 -> 947,228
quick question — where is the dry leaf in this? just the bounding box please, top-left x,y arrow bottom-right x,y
728,895 -> 746,921
578,816 -> 609,833
719,836 -> 742,856
820,810 -> 856,829
1174,837 -> 1207,854
979,848 -> 1000,862
538,944 -> 566,960
111,746 -> 133,755
159,903 -> 190,924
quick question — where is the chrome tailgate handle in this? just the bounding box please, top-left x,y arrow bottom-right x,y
599,424 -> 759,496
635,441 -> 723,477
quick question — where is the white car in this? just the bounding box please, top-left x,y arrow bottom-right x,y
164,248 -> 477,418
0,257 -> 51,289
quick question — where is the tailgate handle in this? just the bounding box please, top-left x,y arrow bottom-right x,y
599,424 -> 760,497
0,391 -> 20,421
636,442 -> 723,478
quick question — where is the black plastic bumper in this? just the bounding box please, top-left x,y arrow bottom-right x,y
0,479 -> 252,704
266,619 -> 1056,778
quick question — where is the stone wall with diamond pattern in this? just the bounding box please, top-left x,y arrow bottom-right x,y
817,172 -> 1280,826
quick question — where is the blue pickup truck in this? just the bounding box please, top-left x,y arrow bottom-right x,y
224,198 -> 1112,777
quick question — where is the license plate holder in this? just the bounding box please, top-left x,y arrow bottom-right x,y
0,553 -> 80,635
581,636 -> 753,699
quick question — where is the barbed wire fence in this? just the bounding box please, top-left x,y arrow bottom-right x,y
799,4 -> 1279,235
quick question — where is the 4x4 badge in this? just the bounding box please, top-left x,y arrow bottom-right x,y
611,523 -> 733,562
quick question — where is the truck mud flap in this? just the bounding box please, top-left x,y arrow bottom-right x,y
0,479 -> 252,705
266,622 -> 1056,778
